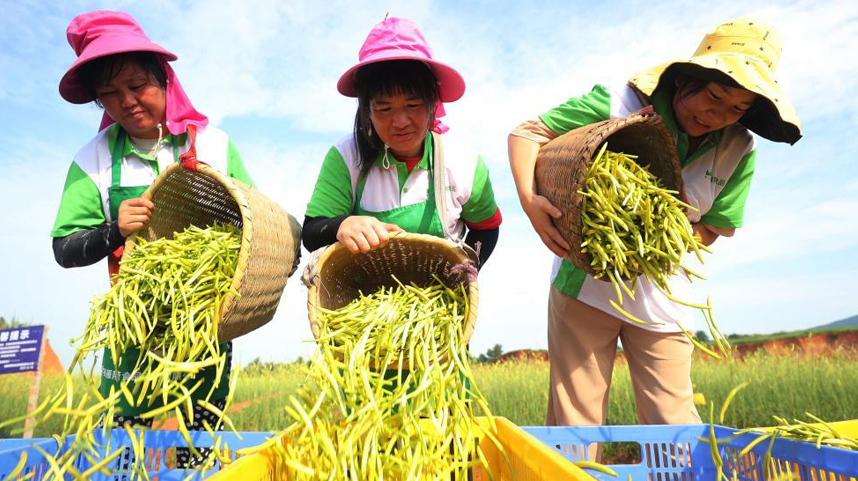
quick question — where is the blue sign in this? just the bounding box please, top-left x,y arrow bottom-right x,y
0,325 -> 44,375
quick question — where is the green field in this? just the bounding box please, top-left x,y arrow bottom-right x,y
230,351 -> 858,430
3,351 -> 857,439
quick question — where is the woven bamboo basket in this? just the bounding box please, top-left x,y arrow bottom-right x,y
306,233 -> 479,345
534,112 -> 682,277
123,162 -> 301,343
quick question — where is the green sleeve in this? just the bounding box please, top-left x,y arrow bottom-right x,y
226,139 -> 255,188
51,162 -> 106,237
305,147 -> 354,218
700,149 -> 756,228
539,84 -> 612,135
460,156 -> 499,223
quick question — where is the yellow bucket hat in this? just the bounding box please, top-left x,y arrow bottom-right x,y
629,18 -> 801,144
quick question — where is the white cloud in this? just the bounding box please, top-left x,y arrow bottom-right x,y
147,0 -> 436,132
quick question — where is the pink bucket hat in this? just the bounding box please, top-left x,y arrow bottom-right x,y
59,10 -> 207,135
337,17 -> 466,102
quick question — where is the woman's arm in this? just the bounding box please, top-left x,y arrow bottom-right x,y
464,227 -> 498,268
696,149 -> 755,246
52,197 -> 154,268
508,132 -> 570,257
303,215 -> 403,254
52,222 -> 124,268
508,86 -> 613,257
302,215 -> 348,252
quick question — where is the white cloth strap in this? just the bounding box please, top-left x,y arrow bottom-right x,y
433,133 -> 460,244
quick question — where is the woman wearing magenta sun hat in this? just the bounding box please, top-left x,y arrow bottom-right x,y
50,10 -> 253,464
302,17 -> 502,265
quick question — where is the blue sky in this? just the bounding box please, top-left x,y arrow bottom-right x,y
1,0 -> 857,368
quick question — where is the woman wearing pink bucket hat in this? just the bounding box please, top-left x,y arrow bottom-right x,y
50,10 -> 254,464
303,17 -> 502,268
507,18 -> 801,452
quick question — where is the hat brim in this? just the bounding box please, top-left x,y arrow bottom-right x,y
59,36 -> 177,104
337,52 -> 466,102
630,55 -> 801,144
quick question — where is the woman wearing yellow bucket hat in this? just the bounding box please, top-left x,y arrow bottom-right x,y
508,19 -> 801,433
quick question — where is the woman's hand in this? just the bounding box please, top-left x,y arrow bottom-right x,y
117,197 -> 155,238
691,222 -> 734,247
691,223 -> 718,247
336,216 -> 404,254
521,194 -> 570,257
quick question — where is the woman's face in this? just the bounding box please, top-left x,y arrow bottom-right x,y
672,82 -> 757,138
369,92 -> 431,158
95,61 -> 166,139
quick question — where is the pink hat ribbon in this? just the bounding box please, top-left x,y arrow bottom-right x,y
432,101 -> 449,134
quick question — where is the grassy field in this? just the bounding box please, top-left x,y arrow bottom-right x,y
3,351 -> 857,439
228,351 -> 858,430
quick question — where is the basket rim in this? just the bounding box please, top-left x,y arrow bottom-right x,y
314,232 -> 470,269
122,162 -> 252,325
307,232 -> 479,344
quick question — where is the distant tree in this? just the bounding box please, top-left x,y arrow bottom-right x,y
243,357 -> 262,373
695,330 -> 710,342
478,344 -> 504,363
0,317 -> 27,330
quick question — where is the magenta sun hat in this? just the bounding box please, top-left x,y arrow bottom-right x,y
60,10 -> 207,136
59,10 -> 177,104
337,17 -> 466,102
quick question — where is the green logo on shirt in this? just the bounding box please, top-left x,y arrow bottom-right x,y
705,169 -> 727,187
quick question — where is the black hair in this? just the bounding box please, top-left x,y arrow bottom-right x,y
669,64 -> 754,104
352,60 -> 438,180
674,74 -> 711,101
77,51 -> 167,107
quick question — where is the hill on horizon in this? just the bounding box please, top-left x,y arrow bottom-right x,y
812,314 -> 858,330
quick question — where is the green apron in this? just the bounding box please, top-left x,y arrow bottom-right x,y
353,151 -> 470,398
99,129 -> 231,417
353,154 -> 445,238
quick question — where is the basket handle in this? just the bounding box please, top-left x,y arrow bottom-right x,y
178,125 -> 209,172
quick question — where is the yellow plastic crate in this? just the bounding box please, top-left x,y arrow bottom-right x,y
827,420 -> 858,438
206,416 -> 593,480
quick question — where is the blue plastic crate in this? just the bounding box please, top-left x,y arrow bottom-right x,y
0,431 -> 272,481
522,424 -> 858,480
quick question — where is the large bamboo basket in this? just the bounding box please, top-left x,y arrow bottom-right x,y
534,112 -> 682,277
123,162 -> 301,343
306,233 -> 479,345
